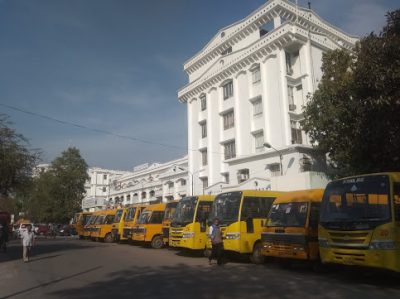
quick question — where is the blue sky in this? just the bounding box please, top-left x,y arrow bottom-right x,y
0,0 -> 398,170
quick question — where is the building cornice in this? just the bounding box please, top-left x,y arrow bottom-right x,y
179,22 -> 345,103
182,0 -> 358,76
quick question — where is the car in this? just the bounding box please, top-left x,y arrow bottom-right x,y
56,224 -> 71,236
35,224 -> 49,236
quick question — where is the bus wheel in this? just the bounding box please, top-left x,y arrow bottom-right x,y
250,242 -> 264,264
151,235 -> 164,249
104,233 -> 113,243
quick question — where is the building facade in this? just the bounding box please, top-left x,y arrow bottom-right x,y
82,168 -> 129,212
178,0 -> 357,194
81,156 -> 189,211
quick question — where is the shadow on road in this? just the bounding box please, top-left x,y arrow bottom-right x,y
49,261 -> 400,299
0,238 -> 101,263
2,266 -> 102,299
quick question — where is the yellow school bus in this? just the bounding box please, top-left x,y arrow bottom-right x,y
261,189 -> 324,262
208,190 -> 284,263
75,212 -> 92,239
132,203 -> 166,249
111,208 -> 127,242
122,205 -> 147,241
91,209 -> 116,242
83,212 -> 100,239
162,200 -> 179,245
319,172 -> 400,272
169,195 -> 215,251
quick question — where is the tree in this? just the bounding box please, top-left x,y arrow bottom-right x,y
0,114 -> 39,205
49,147 -> 89,222
302,10 -> 400,178
26,147 -> 89,223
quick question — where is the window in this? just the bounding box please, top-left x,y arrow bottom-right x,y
252,67 -> 261,84
200,149 -> 208,166
241,196 -> 275,219
201,177 -> 208,189
269,163 -> 281,177
200,95 -> 207,111
237,169 -> 249,183
291,120 -> 303,144
200,122 -> 207,138
252,98 -> 263,116
222,173 -> 230,184
394,183 -> 400,221
181,179 -> 186,186
254,131 -> 264,152
223,81 -> 233,100
285,52 -> 293,75
102,186 -> 107,192
150,211 -> 164,224
288,86 -> 294,105
224,140 -> 236,160
103,174 -> 107,180
223,110 -> 235,130
221,47 -> 232,55
141,191 -> 147,199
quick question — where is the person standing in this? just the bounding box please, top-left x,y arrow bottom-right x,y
21,225 -> 35,262
208,218 -> 223,265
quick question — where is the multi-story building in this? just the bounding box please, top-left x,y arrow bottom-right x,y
82,168 -> 129,211
178,0 -> 358,194
107,156 -> 188,206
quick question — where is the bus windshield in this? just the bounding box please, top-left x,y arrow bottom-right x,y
173,197 -> 198,225
209,192 -> 242,225
320,175 -> 391,230
124,207 -> 136,221
113,209 -> 124,223
164,202 -> 178,221
267,202 -> 309,227
95,215 -> 105,225
137,211 -> 151,224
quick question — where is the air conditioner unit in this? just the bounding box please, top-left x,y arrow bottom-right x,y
289,104 -> 297,111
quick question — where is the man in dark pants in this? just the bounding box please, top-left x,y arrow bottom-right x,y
209,218 -> 223,265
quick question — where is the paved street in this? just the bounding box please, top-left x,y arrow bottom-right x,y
1,238 -> 400,299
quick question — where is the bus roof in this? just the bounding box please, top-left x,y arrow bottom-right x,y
143,203 -> 166,211
273,189 -> 324,204
218,190 -> 284,197
330,172 -> 400,183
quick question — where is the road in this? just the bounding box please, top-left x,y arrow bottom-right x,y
0,237 -> 399,299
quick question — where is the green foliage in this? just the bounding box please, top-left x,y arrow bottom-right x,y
302,10 -> 400,178
0,114 -> 39,206
27,147 -> 89,223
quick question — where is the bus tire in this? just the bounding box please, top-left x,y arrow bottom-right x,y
250,242 -> 264,264
151,235 -> 164,249
104,233 -> 113,243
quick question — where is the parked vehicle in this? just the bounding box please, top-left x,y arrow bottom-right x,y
83,212 -> 101,239
261,189 -> 323,264
319,172 -> 400,272
162,200 -> 179,245
34,224 -> 49,236
132,203 -> 166,249
207,190 -> 284,263
90,209 -> 116,242
111,208 -> 127,242
56,224 -> 71,236
169,195 -> 215,251
74,212 -> 93,239
121,205 -> 147,241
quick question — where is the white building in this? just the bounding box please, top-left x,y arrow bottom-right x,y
82,167 -> 129,212
178,0 -> 357,194
107,156 -> 189,206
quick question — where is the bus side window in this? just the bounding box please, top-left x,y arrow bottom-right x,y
309,203 -> 320,229
150,211 -> 164,224
394,183 -> 400,221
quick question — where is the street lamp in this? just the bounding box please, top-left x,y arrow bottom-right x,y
263,142 -> 283,175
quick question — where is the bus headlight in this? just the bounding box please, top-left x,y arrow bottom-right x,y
318,238 -> 330,248
369,240 -> 396,250
225,232 -> 240,240
182,232 -> 194,238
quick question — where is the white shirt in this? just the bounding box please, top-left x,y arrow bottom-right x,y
21,230 -> 35,247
